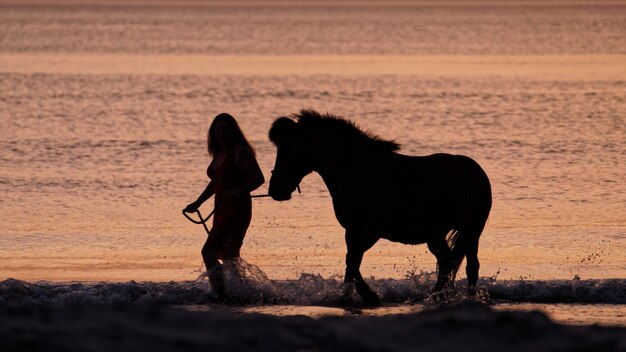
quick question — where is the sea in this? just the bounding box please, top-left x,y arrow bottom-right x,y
0,0 -> 625,328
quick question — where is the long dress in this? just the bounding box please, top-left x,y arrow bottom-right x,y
205,149 -> 252,260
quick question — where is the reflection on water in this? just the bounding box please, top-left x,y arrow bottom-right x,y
0,1 -> 625,284
1,72 -> 624,282
185,304 -> 626,327
495,303 -> 626,327
1,54 -> 624,79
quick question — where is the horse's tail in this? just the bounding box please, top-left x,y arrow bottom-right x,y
445,229 -> 464,283
447,157 -> 492,287
444,221 -> 490,288
451,159 -> 492,287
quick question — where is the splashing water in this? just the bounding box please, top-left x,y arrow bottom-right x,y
1,267 -> 624,308
194,260 -> 492,306
222,258 -> 280,304
195,258 -> 280,304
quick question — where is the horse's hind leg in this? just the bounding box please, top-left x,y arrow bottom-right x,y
428,236 -> 454,292
462,229 -> 482,293
344,228 -> 380,306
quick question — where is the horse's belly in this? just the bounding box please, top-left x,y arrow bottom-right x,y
382,231 -> 428,245
375,215 -> 447,245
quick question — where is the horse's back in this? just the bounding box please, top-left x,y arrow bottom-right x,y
392,153 -> 489,192
369,152 -> 491,239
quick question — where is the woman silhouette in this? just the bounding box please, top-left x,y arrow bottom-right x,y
184,113 -> 264,297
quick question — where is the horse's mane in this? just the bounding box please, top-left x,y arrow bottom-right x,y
295,109 -> 400,153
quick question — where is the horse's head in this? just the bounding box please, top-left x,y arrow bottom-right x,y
268,117 -> 312,201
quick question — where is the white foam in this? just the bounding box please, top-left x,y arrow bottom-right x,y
2,272 -> 624,307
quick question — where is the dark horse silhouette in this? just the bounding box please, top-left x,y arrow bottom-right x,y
268,110 -> 492,306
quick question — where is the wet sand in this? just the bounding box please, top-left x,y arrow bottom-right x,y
2,303 -> 625,351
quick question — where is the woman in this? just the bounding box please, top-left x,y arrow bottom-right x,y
184,113 -> 264,298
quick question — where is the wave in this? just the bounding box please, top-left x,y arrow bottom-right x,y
1,260 -> 624,306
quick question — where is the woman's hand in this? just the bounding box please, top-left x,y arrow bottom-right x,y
183,202 -> 200,213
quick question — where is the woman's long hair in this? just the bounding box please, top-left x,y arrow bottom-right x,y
207,113 -> 255,156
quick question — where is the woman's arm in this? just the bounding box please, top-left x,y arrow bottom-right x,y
232,147 -> 265,196
184,181 -> 215,212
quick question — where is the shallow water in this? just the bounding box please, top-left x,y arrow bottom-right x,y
1,0 -> 625,326
2,268 -> 625,326
495,303 -> 626,327
1,73 -> 623,282
240,303 -> 626,327
2,258 -> 625,325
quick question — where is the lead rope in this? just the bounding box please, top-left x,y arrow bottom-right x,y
182,194 -> 270,282
182,193 -> 273,229
182,185 -> 301,228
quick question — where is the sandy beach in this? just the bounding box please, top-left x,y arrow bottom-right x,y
2,302 -> 625,352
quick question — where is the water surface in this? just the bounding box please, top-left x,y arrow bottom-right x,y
0,2 -> 624,323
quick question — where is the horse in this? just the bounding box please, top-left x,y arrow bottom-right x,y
268,109 -> 492,306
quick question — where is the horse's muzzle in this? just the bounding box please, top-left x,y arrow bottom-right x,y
268,174 -> 295,201
269,191 -> 292,201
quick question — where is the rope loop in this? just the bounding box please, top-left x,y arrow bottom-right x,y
183,193 -> 272,228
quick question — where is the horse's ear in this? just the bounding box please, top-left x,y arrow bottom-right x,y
269,117 -> 297,146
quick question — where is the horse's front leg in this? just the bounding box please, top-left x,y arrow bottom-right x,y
344,228 -> 380,307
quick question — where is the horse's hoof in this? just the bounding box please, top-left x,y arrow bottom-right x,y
428,289 -> 451,304
361,291 -> 381,307
339,282 -> 357,306
342,282 -> 356,297
434,283 -> 445,292
429,291 -> 442,303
